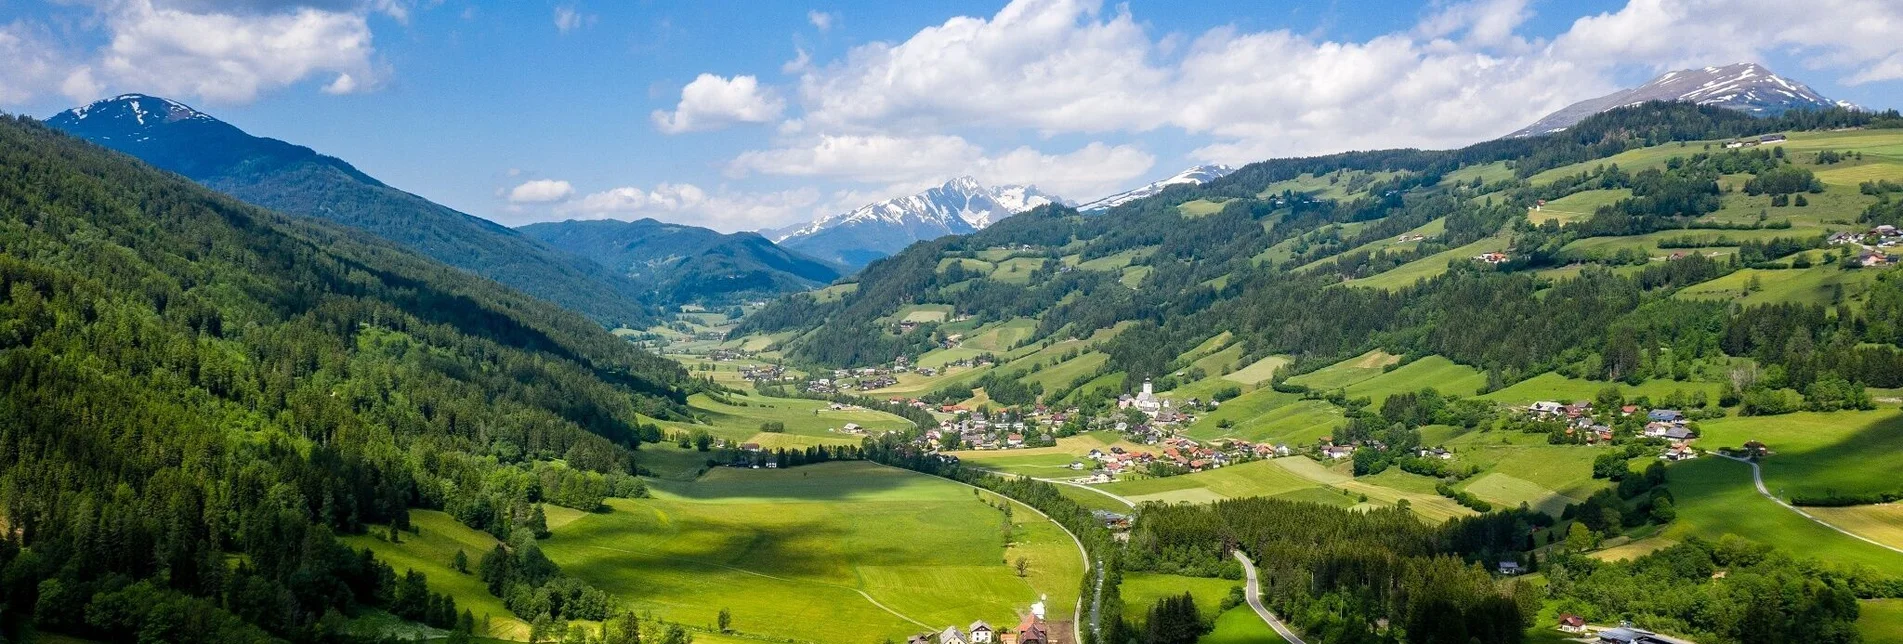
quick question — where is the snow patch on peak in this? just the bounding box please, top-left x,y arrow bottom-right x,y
1077,164 -> 1235,211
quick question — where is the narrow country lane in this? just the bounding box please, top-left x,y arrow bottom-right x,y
1233,550 -> 1308,644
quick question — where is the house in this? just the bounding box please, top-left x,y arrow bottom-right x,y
1016,613 -> 1049,644
1559,614 -> 1587,633
1530,401 -> 1565,416
1742,440 -> 1770,458
1647,409 -> 1684,423
1321,445 -> 1355,460
740,443 -> 761,452
1660,443 -> 1697,462
969,620 -> 994,643
1861,251 -> 1892,267
1417,447 -> 1453,460
940,625 -> 969,644
1476,251 -> 1510,265
1759,133 -> 1788,145
907,635 -> 933,644
1596,627 -> 1651,644
1007,433 -> 1025,446
1662,426 -> 1694,441
1497,561 -> 1523,575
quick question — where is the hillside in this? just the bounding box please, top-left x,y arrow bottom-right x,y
47,94 -> 658,326
0,114 -> 698,640
519,217 -> 844,304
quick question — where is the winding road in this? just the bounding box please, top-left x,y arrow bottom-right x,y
1233,550 -> 1308,644
1716,454 -> 1903,556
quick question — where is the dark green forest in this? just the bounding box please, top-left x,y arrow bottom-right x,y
0,115 -> 702,641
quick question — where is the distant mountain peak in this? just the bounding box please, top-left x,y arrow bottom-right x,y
773,176 -> 1068,267
58,94 -> 214,131
1078,164 -> 1235,211
1507,62 -> 1844,138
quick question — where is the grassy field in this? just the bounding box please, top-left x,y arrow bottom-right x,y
1177,199 -> 1234,217
342,512 -> 529,640
1860,599 -> 1903,644
1075,247 -> 1154,272
680,392 -> 914,442
1528,188 -> 1631,225
1342,356 -> 1489,403
1199,606 -> 1287,644
1462,472 -> 1576,516
1266,457 -> 1477,522
1694,408 -> 1903,501
1224,355 -> 1291,385
948,432 -> 1157,477
967,318 -> 1039,351
1660,457 -> 1903,571
1099,460 -> 1325,505
1805,504 -> 1903,550
1477,372 -> 1724,405
1677,264 -> 1886,308
1350,234 -> 1508,290
1285,350 -> 1400,391
1118,573 -> 1242,624
540,462 -> 1081,644
1183,391 -> 1343,445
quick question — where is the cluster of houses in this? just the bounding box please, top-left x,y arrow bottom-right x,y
1395,233 -> 1429,243
1475,251 -> 1510,265
1827,224 -> 1901,267
930,411 -> 1039,450
906,604 -> 1051,644
1526,401 -> 1701,460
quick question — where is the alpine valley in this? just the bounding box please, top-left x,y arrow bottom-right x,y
6,27 -> 1903,644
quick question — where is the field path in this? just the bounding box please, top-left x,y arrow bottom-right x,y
1233,550 -> 1307,644
1717,454 -> 1903,556
905,465 -> 1096,644
581,544 -> 933,629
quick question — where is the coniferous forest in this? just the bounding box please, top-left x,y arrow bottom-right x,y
0,115 -> 700,641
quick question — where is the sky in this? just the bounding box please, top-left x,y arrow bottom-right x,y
4,0 -> 1903,233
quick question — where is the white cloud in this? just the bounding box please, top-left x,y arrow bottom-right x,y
651,73 -> 785,134
0,22 -> 75,105
558,183 -> 824,231
554,6 -> 586,34
807,10 -> 835,31
508,179 -> 575,204
778,0 -> 1903,167
727,134 -> 1152,202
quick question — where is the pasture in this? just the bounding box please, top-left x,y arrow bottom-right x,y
1860,599 -> 1903,644
1286,349 -> 1400,391
541,462 -> 1082,644
1660,457 -> 1903,571
1223,354 -> 1291,385
681,392 -> 914,442
1527,188 -> 1631,225
1677,264 -> 1885,309
342,511 -> 529,640
1200,607 -> 1287,644
1099,460 -> 1324,505
1341,356 -> 1489,404
1694,408 -> 1903,502
1183,393 -> 1343,445
1477,372 -> 1723,405
1349,234 -> 1509,290
1805,504 -> 1903,551
1118,573 -> 1242,625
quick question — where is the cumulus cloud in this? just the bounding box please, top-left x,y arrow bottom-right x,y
0,0 -> 386,106
507,179 -> 575,204
557,183 -> 824,231
807,10 -> 835,31
728,134 -> 1152,203
651,73 -> 785,134
778,0 -> 1903,166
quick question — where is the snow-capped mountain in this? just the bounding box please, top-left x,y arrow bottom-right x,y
54,94 -> 216,135
774,177 -> 1066,267
1508,63 -> 1848,138
1078,165 -> 1235,211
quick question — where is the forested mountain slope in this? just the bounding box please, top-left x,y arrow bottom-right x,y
518,217 -> 843,304
48,95 -> 657,326
0,114 -> 696,640
737,103 -> 1903,406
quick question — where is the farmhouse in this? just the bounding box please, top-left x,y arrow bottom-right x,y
1558,614 -> 1587,633
969,621 -> 994,643
940,625 -> 969,644
1321,445 -> 1355,460
1497,561 -> 1523,575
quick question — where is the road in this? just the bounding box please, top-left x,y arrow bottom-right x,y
1232,550 -> 1307,644
1716,454 -> 1903,556
969,466 -> 1140,509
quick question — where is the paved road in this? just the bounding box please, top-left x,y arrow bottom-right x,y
968,467 -> 1139,509
1232,550 -> 1307,644
1716,454 -> 1903,556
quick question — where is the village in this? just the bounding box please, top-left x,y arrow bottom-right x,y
902,600 -> 1058,644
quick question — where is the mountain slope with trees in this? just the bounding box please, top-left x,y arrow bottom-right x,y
0,113 -> 699,641
48,94 -> 658,326
518,217 -> 844,304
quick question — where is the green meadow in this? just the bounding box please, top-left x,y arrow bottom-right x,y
1099,460 -> 1323,505
1117,573 -> 1241,624
1695,408 -> 1903,501
1286,349 -> 1400,391
1660,457 -> 1903,571
541,462 -> 1082,644
1342,356 -> 1489,404
343,512 -> 531,641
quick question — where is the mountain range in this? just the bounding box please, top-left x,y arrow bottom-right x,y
1508,62 -> 1848,138
1077,165 -> 1235,211
771,176 -> 1066,267
518,218 -> 844,304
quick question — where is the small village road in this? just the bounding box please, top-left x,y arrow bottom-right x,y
969,467 -> 1140,509
1715,454 -> 1903,556
1233,550 -> 1308,644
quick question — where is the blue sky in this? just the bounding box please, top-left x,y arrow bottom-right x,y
4,0 -> 1902,232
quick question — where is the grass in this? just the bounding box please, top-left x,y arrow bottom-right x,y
1075,247 -> 1154,272
1694,408 -> 1903,501
896,304 -> 955,323
1199,606 -> 1287,644
1461,472 -> 1576,516
989,257 -> 1048,285
1444,440 -> 1608,501
1349,233 -> 1508,290
1120,265 -> 1153,288
1342,356 -> 1488,404
1177,199 -> 1234,218
1099,460 -> 1325,505
948,432 -> 1157,477
1020,351 -> 1109,395
1223,355 -> 1291,385
1183,392 -> 1342,445
1118,573 -> 1242,624
1859,599 -> 1903,644
1804,504 -> 1903,551
540,462 -> 1081,644
342,511 -> 529,640
1660,457 -> 1903,571
1589,536 -> 1678,562
1477,372 -> 1724,405
680,392 -> 914,442
967,318 -> 1039,352
1286,350 -> 1400,391
1677,264 -> 1885,309
1529,189 -> 1631,225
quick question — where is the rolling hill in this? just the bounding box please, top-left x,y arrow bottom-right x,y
519,217 -> 844,304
